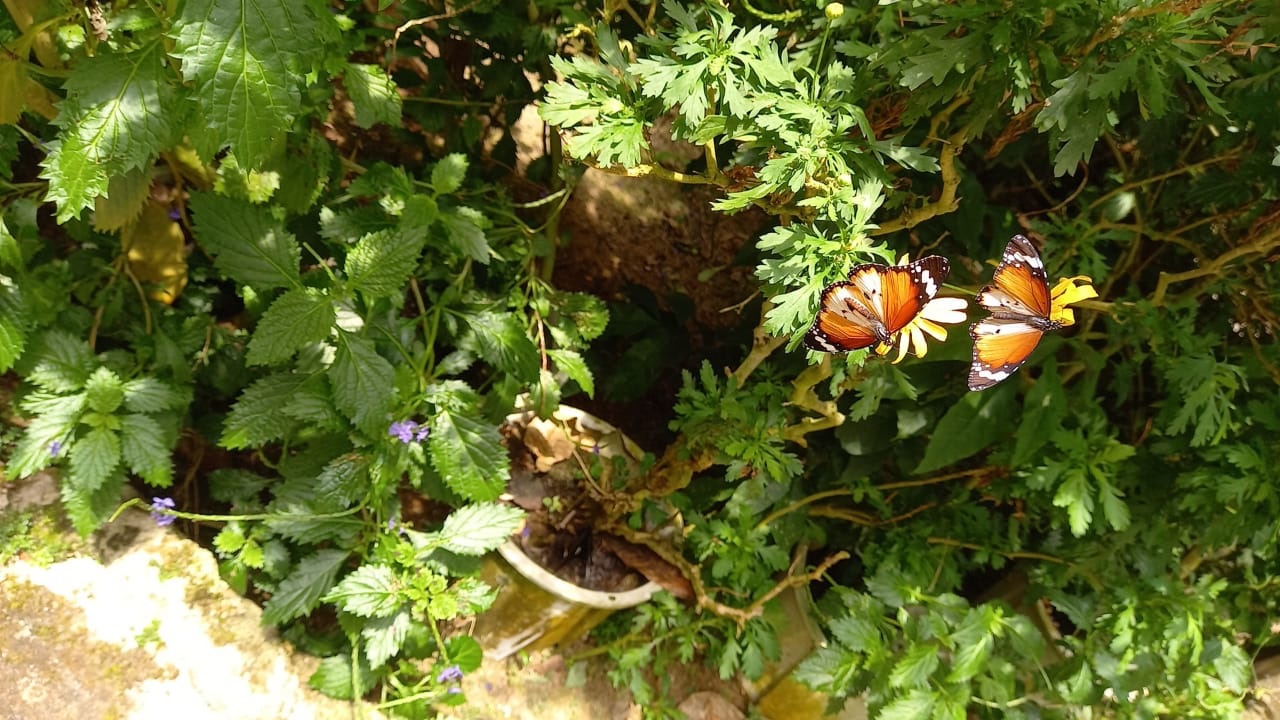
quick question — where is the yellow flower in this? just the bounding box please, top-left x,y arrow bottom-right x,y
876,296 -> 969,363
1049,276 -> 1099,327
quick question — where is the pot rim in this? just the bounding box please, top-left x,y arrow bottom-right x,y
497,539 -> 662,609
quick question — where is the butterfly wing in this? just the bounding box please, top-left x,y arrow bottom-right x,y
805,256 -> 950,353
975,235 -> 1053,319
968,318 -> 1046,390
968,236 -> 1060,390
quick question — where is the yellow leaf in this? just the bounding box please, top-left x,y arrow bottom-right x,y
122,199 -> 188,304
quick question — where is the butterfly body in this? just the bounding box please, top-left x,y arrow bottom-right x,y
805,256 -> 949,354
968,235 -> 1061,391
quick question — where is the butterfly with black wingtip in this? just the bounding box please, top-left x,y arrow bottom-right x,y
805,255 -> 950,354
967,235 -> 1064,391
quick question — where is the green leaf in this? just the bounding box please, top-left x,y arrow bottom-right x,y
24,330 -> 93,392
344,229 -> 427,299
441,207 -> 490,263
878,689 -> 934,720
68,426 -> 122,491
120,414 -> 173,486
915,388 -> 1017,474
0,218 -> 19,268
331,332 -> 395,434
1096,476 -> 1130,532
889,642 -> 940,689
1053,468 -> 1094,537
123,378 -> 189,413
829,614 -> 881,652
171,0 -> 323,164
83,367 -> 125,414
1012,365 -> 1065,467
528,368 -> 561,418
246,288 -> 336,366
438,503 -> 525,556
188,192 -> 301,290
309,655 -> 377,700
428,409 -> 509,502
0,277 -> 26,373
465,311 -> 540,383
446,635 -> 485,673
1212,642 -> 1251,692
547,349 -> 594,398
362,609 -> 412,668
344,63 -> 401,129
261,548 -> 349,626
220,372 -> 311,449
40,48 -> 174,221
431,153 -> 468,194
322,564 -> 402,618
947,611 -> 993,682
60,475 -> 122,537
8,393 -> 84,477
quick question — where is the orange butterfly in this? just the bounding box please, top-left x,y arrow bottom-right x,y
967,235 -> 1063,391
805,256 -> 950,353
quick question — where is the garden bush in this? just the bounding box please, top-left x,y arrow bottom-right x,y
2,0 -> 1278,717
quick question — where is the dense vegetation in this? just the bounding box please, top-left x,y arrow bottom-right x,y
2,0 -> 1278,717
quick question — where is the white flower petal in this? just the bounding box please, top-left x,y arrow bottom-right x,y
920,297 -> 968,325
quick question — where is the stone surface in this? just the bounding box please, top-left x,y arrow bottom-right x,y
0,473 -> 371,720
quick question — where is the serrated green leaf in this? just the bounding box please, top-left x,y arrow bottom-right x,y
213,525 -> 246,555
120,414 -> 173,486
829,614 -> 881,652
61,476 -> 122,537
1096,477 -> 1130,532
0,218 -> 18,269
0,279 -> 26,373
441,207 -> 490,263
261,548 -> 349,626
8,394 -> 85,478
345,63 -> 401,129
878,689 -> 934,720
172,0 -> 322,164
24,329 -> 93,392
121,377 -> 188,413
83,367 -> 125,414
323,564 -> 402,618
68,426 -> 121,491
246,287 -> 335,366
344,229 -> 427,299
431,154 -> 468,194
189,192 -> 301,290
1053,468 -> 1094,537
547,349 -> 594,398
362,609 -> 412,668
915,388 -> 1016,474
889,642 -> 940,689
331,331 -> 395,434
1212,642 -> 1251,692
220,372 -> 311,448
428,410 -> 509,502
309,654 -> 377,700
466,311 -> 539,383
438,503 -> 524,556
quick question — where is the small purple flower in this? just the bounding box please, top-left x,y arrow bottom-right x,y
386,517 -> 408,536
167,208 -> 181,221
149,497 -> 176,527
436,664 -> 463,683
591,441 -> 600,456
389,420 -> 429,444
49,440 -> 62,457
447,687 -> 463,695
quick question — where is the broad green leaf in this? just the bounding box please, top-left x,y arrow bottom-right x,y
309,655 -> 377,700
220,372 -> 311,448
61,476 -> 122,537
188,192 -> 301,290
0,217 -> 18,268
438,503 -> 525,556
8,393 -> 85,478
120,414 -> 173,486
915,387 -> 1016,474
829,614 -> 881,652
465,311 -> 540,383
261,548 -> 349,626
889,642 -> 940,689
213,525 -> 246,555
878,689 -> 934,720
428,409 -> 509,502
24,329 -> 93,392
246,287 -> 335,366
40,48 -> 174,221
322,564 -> 401,617
0,278 -> 26,372
331,331 -> 395,434
69,426 -> 122,491
1212,642 -> 1252,692
344,63 -> 401,129
171,0 -> 323,164
123,377 -> 189,413
547,349 -> 594,398
446,635 -> 485,673
440,207 -> 490,263
83,367 -> 125,414
1012,364 -> 1065,467
344,229 -> 427,299
431,153 -> 468,194
362,609 -> 412,668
